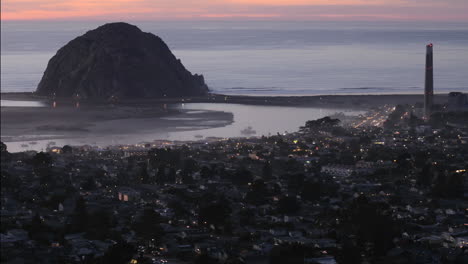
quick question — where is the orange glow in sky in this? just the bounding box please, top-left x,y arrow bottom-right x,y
2,0 -> 467,21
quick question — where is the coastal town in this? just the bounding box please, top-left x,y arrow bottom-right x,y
1,97 -> 467,264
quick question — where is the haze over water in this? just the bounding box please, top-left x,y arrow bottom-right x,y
1,20 -> 468,96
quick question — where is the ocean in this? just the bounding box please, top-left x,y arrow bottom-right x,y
1,20 -> 468,95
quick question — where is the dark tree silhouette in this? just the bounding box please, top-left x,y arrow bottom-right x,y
86,210 -> 113,240
200,165 -> 214,179
194,253 -> 220,264
0,141 -> 7,152
232,167 -> 253,186
133,208 -> 164,243
343,196 -> 401,257
96,241 -> 135,264
269,243 -> 306,264
32,152 -> 52,168
71,196 -> 88,232
336,239 -> 363,264
277,196 -> 300,215
61,145 -> 73,154
139,163 -> 150,184
300,116 -> 341,133
245,179 -> 268,205
262,161 -> 273,179
199,198 -> 232,227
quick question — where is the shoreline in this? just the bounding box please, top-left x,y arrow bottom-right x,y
1,91 -> 449,109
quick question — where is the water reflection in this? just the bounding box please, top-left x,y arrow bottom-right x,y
166,103 -> 362,140
3,103 -> 363,152
1,100 -> 47,107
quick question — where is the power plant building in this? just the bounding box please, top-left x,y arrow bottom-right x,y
448,92 -> 468,112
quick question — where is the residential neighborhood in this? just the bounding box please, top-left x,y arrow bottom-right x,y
1,104 -> 467,264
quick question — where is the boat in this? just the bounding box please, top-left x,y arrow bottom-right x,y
21,144 -> 29,148
194,134 -> 204,139
240,126 -> 257,135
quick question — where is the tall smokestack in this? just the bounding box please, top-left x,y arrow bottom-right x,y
424,43 -> 434,119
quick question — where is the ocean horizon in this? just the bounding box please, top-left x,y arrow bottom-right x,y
1,20 -> 468,96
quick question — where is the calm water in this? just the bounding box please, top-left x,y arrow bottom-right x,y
169,103 -> 361,139
3,102 -> 362,152
5,101 -> 364,152
1,21 -> 468,95
1,99 -> 46,107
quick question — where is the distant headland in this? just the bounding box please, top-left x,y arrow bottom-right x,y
35,22 -> 209,100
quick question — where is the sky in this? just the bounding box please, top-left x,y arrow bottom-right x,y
1,0 -> 468,21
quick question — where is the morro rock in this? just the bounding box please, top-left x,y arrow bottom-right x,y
36,22 -> 208,99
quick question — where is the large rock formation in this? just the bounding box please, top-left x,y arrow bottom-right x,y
36,22 -> 208,99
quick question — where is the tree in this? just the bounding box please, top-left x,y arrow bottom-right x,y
262,161 -> 273,179
29,213 -> 46,238
181,158 -> 197,184
32,152 -> 53,183
245,179 -> 268,205
139,163 -> 150,184
417,163 -> 432,186
194,253 -> 220,264
200,165 -> 213,179
32,152 -> 52,168
45,192 -> 66,210
301,180 -> 321,201
133,208 -> 164,243
336,239 -> 362,264
71,196 -> 88,232
432,170 -> 465,198
277,196 -> 300,215
96,241 -> 135,264
269,243 -> 306,264
61,145 -> 73,154
168,199 -> 190,219
156,165 -> 166,184
1,170 -> 20,191
86,210 -> 113,240
344,196 -> 400,257
446,172 -> 464,198
232,168 -> 253,186
408,112 -> 423,128
286,173 -> 305,190
239,208 -> 256,226
0,142 -> 7,153
82,176 -> 97,190
300,116 -> 341,133
148,147 -> 181,168
167,167 -> 176,183
199,198 -> 232,227
183,158 -> 198,175
0,142 -> 11,162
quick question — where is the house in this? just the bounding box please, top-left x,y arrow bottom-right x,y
118,188 -> 140,202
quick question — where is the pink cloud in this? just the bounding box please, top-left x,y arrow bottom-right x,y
1,0 -> 467,21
